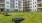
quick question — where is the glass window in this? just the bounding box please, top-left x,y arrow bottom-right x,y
38,0 -> 40,1
33,9 -> 34,11
11,6 -> 12,8
6,9 -> 9,12
35,2 -> 36,4
30,6 -> 32,8
14,9 -> 18,12
6,6 -> 9,7
33,2 -> 34,4
41,0 -> 42,2
30,3 -> 32,5
33,0 -> 34,1
30,0 -> 32,2
16,6 -> 18,8
11,6 -> 14,8
6,2 -> 9,4
16,3 -> 17,5
35,5 -> 36,7
33,6 -> 34,8
12,0 -> 14,2
23,0 -> 24,1
35,9 -> 36,11
16,0 -> 17,1
13,6 -> 14,8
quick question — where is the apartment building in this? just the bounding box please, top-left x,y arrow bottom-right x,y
23,0 -> 29,11
0,0 -> 23,12
37,0 -> 42,11
23,0 -> 42,12
6,0 -> 23,12
29,0 -> 42,12
0,0 -> 42,12
0,0 -> 5,12
29,0 -> 37,12
5,0 -> 10,12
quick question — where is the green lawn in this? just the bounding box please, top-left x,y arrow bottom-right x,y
0,12 -> 42,23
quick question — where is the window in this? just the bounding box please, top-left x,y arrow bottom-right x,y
35,2 -> 36,4
33,2 -> 34,4
16,0 -> 17,1
11,6 -> 14,8
21,7 -> 22,8
35,9 -> 36,11
30,0 -> 32,2
13,6 -> 14,8
21,2 -> 22,3
33,0 -> 34,1
30,6 -> 32,8
30,3 -> 32,5
16,6 -> 18,8
16,3 -> 17,5
38,0 -> 40,1
6,2 -> 9,4
6,6 -> 9,7
14,9 -> 18,12
11,6 -> 12,8
12,0 -> 14,2
23,0 -> 25,1
35,5 -> 36,7
33,6 -> 34,8
19,7 -> 22,9
28,4 -> 29,5
33,9 -> 34,11
6,9 -> 9,12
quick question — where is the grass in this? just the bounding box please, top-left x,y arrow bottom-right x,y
0,12 -> 42,23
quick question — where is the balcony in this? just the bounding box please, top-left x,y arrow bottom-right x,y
40,2 -> 42,4
27,5 -> 29,7
37,0 -> 41,4
0,0 -> 5,4
37,7 -> 42,8
37,4 -> 42,8
27,3 -> 29,4
0,3 -> 5,4
0,6 -> 5,8
0,2 -> 5,4
37,1 -> 41,4
0,5 -> 5,8
37,6 -> 42,8
37,2 -> 42,4
23,1 -> 25,2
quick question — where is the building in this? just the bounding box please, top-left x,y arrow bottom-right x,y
29,0 -> 37,12
5,0 -> 10,12
23,0 -> 42,12
6,0 -> 23,12
23,0 -> 29,11
0,0 -> 42,12
37,0 -> 42,11
0,0 -> 23,12
0,0 -> 5,12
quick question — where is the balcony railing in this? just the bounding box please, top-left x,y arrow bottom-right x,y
40,2 -> 42,3
0,3 -> 5,4
0,2 -> 5,4
0,5 -> 5,8
37,6 -> 42,8
37,1 -> 42,4
37,1 -> 41,4
27,3 -> 29,4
